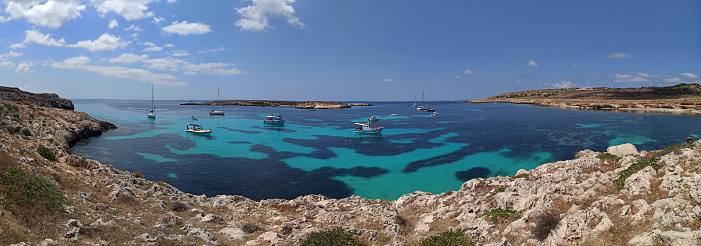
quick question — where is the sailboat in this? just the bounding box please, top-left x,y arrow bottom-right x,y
209,85 -> 225,115
147,86 -> 156,118
413,94 -> 417,107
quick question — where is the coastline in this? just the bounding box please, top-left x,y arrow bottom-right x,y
3,87 -> 701,245
181,100 -> 373,109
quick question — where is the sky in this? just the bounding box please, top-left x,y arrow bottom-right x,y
0,0 -> 699,101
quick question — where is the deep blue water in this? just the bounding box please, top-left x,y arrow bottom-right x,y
71,100 -> 701,200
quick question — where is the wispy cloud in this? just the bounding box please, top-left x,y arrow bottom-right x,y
571,63 -> 579,67
680,73 -> 699,79
551,81 -> 574,88
382,78 -> 393,82
108,19 -> 118,29
50,56 -> 187,86
15,30 -> 129,52
92,0 -> 157,21
524,60 -> 538,67
235,0 -> 304,31
198,47 -> 227,54
610,73 -> 649,82
461,69 -> 475,75
607,52 -> 633,59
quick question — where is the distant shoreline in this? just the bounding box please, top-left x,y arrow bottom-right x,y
180,100 -> 372,109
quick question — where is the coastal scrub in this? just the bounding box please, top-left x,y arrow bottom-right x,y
301,227 -> 367,246
420,228 -> 477,246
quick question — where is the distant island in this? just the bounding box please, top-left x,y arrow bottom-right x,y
181,100 -> 372,109
469,83 -> 701,113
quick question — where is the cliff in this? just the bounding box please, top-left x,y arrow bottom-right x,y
0,86 -> 75,110
469,84 -> 701,113
2,89 -> 701,245
182,100 -> 372,109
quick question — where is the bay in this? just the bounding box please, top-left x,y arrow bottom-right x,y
71,99 -> 701,200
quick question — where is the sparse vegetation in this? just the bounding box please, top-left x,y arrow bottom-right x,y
134,172 -> 144,179
532,212 -> 560,241
282,225 -> 293,235
48,138 -> 54,143
394,215 -> 408,226
6,103 -> 19,111
483,207 -> 519,223
301,227 -> 367,246
512,173 -> 529,180
420,228 -> 477,246
615,144 -> 693,191
22,129 -> 32,136
0,167 -> 68,208
37,146 -> 58,162
170,201 -> 189,212
487,185 -> 507,198
598,152 -> 621,164
242,223 -> 259,234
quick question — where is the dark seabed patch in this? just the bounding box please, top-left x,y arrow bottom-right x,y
252,126 -> 297,133
311,166 -> 390,178
455,167 -> 491,182
228,141 -> 253,144
218,126 -> 262,134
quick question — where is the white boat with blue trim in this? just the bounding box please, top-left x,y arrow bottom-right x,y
263,114 -> 285,126
354,120 -> 383,134
186,124 -> 212,135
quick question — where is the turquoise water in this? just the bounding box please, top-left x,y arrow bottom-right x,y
71,100 -> 701,200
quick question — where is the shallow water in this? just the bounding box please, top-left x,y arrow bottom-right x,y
72,100 -> 701,200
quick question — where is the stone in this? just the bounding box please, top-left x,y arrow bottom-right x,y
607,143 -> 638,157
220,227 -> 246,240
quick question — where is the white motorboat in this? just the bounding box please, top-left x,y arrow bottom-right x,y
369,115 -> 379,121
354,121 -> 383,134
263,114 -> 285,126
186,124 -> 212,135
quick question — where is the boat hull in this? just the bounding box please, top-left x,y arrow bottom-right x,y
209,110 -> 225,115
354,129 -> 383,134
186,130 -> 211,135
147,114 -> 156,118
263,120 -> 285,126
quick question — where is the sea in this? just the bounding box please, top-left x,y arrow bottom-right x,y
71,100 -> 701,201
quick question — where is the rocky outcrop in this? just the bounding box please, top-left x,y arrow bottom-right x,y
0,86 -> 74,110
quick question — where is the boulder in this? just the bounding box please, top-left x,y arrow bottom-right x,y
607,143 -> 638,157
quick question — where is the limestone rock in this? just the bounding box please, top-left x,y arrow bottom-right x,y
607,143 -> 638,157
220,227 -> 246,240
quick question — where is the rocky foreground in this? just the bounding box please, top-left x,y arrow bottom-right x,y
469,84 -> 701,113
2,89 -> 701,245
181,100 -> 372,109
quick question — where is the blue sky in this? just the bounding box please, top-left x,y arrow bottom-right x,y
0,0 -> 699,101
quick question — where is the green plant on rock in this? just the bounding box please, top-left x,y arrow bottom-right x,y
301,227 -> 367,246
394,215 -> 408,226
22,129 -> 32,136
420,228 -> 477,246
532,212 -> 560,241
0,168 -> 69,208
37,146 -> 58,162
6,104 -> 18,111
487,185 -> 507,198
242,223 -> 260,234
483,207 -> 520,223
613,143 -> 692,191
598,152 -> 621,164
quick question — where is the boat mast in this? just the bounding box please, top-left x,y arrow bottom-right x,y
151,86 -> 155,113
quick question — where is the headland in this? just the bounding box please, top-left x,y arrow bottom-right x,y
2,86 -> 701,245
181,100 -> 372,109
469,83 -> 701,114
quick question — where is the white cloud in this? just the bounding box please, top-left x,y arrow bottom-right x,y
50,56 -> 187,86
382,78 -> 393,82
107,53 -> 148,63
610,73 -> 649,82
454,75 -> 461,79
162,21 -> 211,35
124,24 -> 142,31
496,73 -> 500,77
170,50 -> 189,57
10,43 -> 26,49
70,33 -> 129,52
15,61 -> 35,73
108,19 -> 118,29
485,74 -> 492,77
152,16 -> 164,24
551,81 -> 574,89
663,77 -> 682,83
0,57 -> 15,69
140,41 -> 162,52
607,52 -> 633,59
461,69 -> 474,75
164,43 -> 175,48
198,47 -> 226,54
90,0 -> 156,20
23,29 -> 67,47
235,0 -> 304,31
2,51 -> 22,57
636,73 -> 650,77
571,63 -> 579,67
680,73 -> 699,79
524,60 -> 538,67
144,57 -> 183,71
181,62 -> 243,76
3,0 -> 86,28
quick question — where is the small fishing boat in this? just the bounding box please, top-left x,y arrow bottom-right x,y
263,114 -> 285,126
186,124 -> 212,135
369,115 -> 379,121
190,116 -> 198,120
354,121 -> 383,134
431,111 -> 439,116
147,86 -> 156,118
390,114 -> 398,116
425,107 -> 435,112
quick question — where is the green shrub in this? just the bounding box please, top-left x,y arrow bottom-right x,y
134,172 -> 144,179
487,185 -> 507,198
37,146 -> 58,162
22,129 -> 32,136
483,207 -> 519,223
11,113 -> 21,123
301,227 -> 367,246
613,143 -> 692,191
6,104 -> 18,111
48,138 -> 54,143
282,225 -> 293,235
0,168 -> 68,208
420,228 -> 477,246
532,212 -> 560,241
394,215 -> 408,226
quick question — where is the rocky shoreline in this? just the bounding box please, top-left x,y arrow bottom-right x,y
2,88 -> 701,245
181,100 -> 372,109
469,84 -> 701,114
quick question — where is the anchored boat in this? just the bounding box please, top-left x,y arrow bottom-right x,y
354,120 -> 383,134
186,124 -> 212,135
263,114 -> 286,126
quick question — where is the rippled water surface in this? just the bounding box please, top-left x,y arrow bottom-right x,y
72,100 -> 701,200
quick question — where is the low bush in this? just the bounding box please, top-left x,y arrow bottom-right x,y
22,129 -> 32,136
483,207 -> 519,223
0,167 -> 68,208
420,228 -> 477,246
301,227 -> 366,246
532,212 -> 560,241
487,185 -> 507,198
242,223 -> 260,234
394,215 -> 408,226
597,152 -> 621,164
37,146 -> 58,162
